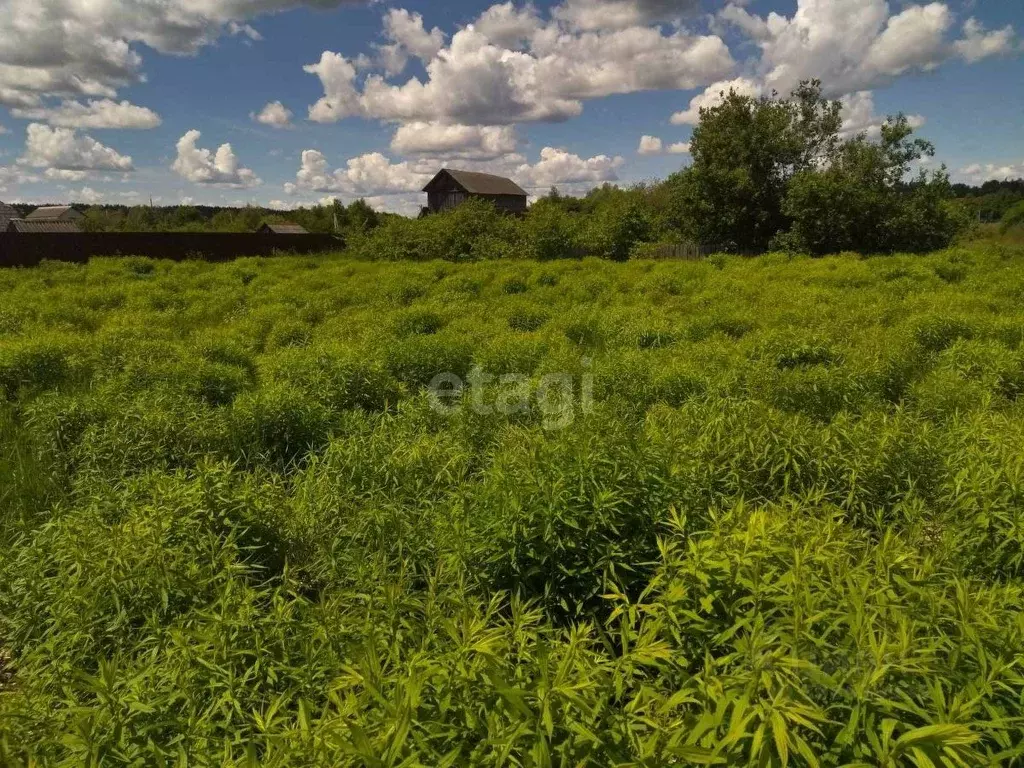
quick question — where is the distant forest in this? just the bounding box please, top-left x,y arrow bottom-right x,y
6,198 -> 388,236
950,179 -> 1024,222
9,177 -> 1023,235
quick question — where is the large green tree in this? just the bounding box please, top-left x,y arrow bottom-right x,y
782,116 -> 968,254
671,80 -> 843,252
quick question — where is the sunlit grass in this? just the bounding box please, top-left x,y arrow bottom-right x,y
2,243 -> 1024,765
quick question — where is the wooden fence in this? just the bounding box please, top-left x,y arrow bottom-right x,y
0,232 -> 343,268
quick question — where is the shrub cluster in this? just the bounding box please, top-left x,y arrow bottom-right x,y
1,245 -> 1024,764
345,193 -> 660,264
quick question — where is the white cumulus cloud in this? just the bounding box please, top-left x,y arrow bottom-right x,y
172,129 -> 261,187
954,18 -> 1016,64
0,0 -> 366,108
44,168 -> 89,181
289,144 -> 627,202
638,136 -> 689,156
21,123 -> 134,171
717,0 -> 983,97
268,198 -> 300,210
307,9 -> 735,127
514,146 -> 624,190
12,99 -> 161,129
391,122 -> 519,159
474,3 -> 543,48
73,186 -> 103,204
253,100 -> 293,128
958,160 -> 1024,184
374,9 -> 446,76
293,149 -> 434,195
0,164 -> 38,191
840,91 -> 925,140
638,135 -> 662,155
305,51 -> 364,123
554,0 -> 700,32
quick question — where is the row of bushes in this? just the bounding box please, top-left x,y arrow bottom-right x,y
345,194 -> 657,263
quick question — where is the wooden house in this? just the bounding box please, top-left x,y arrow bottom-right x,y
422,169 -> 528,216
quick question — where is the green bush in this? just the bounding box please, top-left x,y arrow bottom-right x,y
384,334 -> 474,387
231,383 -> 333,465
350,198 -> 523,263
913,314 -> 976,352
468,413 -> 667,618
523,200 -> 580,260
1000,200 -> 1024,233
506,304 -> 550,332
259,345 -> 400,413
781,119 -> 969,255
0,336 -> 86,400
2,246 -> 1024,764
392,307 -> 447,337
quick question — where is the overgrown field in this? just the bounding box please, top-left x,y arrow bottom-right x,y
3,244 -> 1024,765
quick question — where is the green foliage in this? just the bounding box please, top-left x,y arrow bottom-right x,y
661,81 -> 969,256
782,116 -> 967,254
954,179 -> 1024,223
523,198 -> 580,260
1002,200 -> 1024,234
345,186 -> 668,264
1,245 -> 1024,764
673,80 -> 842,252
350,198 -> 524,262
76,199 -> 391,237
589,202 -> 653,261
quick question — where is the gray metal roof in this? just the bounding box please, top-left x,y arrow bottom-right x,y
423,169 -> 528,197
25,205 -> 84,221
260,222 -> 309,234
7,219 -> 83,233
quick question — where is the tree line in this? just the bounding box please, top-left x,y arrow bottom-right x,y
26,199 -> 390,240
348,80 -> 1017,260
17,80 -> 1023,258
953,180 -> 1024,223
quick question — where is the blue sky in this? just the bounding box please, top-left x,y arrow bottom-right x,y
0,0 -> 1020,213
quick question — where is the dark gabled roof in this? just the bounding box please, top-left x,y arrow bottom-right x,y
0,201 -> 16,231
423,169 -> 528,197
26,205 -> 83,221
259,222 -> 309,234
6,219 -> 83,233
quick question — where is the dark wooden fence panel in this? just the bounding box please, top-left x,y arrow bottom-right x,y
0,233 -> 343,268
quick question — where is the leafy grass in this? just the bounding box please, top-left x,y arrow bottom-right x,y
2,244 -> 1024,765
